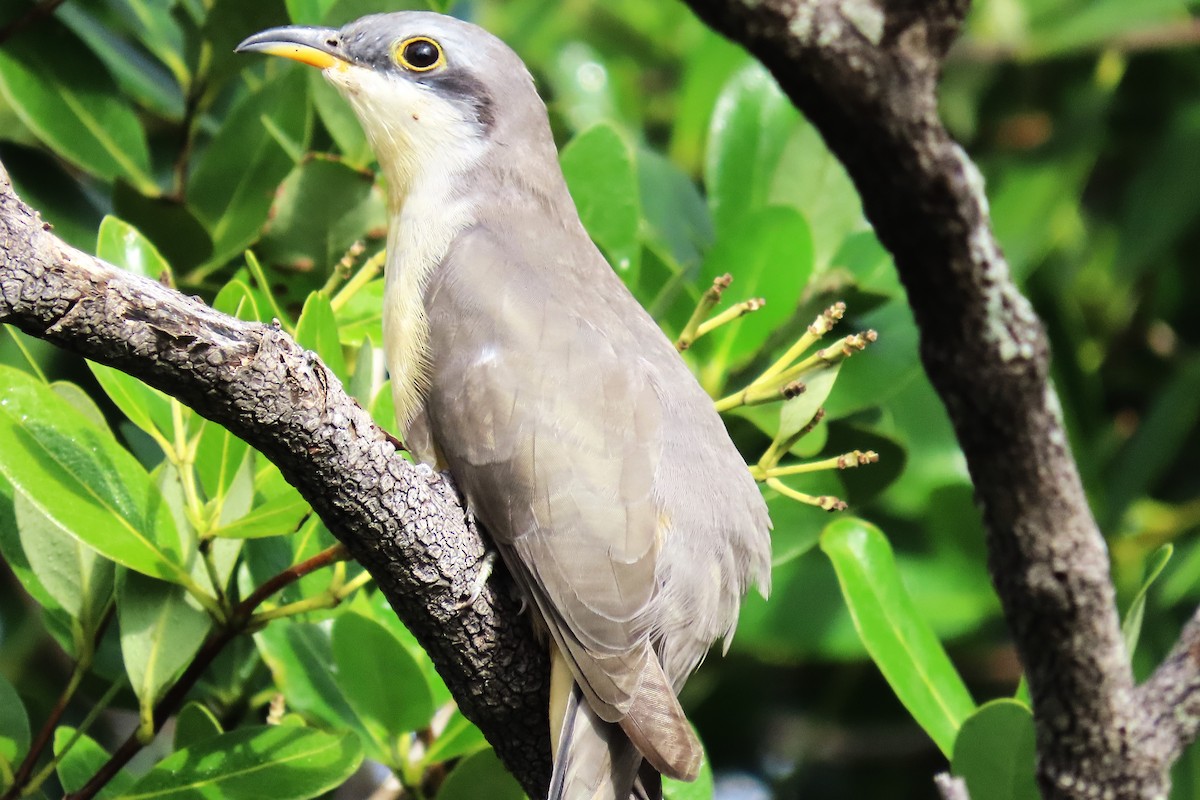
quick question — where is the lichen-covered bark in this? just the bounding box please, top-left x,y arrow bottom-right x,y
0,163 -> 552,798
675,1 -> 1188,798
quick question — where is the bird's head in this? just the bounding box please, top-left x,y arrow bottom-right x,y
237,12 -> 548,202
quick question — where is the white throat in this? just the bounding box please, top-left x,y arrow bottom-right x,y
327,66 -> 486,430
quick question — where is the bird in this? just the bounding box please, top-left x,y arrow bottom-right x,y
237,13 -> 772,799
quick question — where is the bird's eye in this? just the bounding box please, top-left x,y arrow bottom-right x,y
394,36 -> 443,72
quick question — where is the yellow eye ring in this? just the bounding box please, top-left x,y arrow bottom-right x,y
394,36 -> 444,72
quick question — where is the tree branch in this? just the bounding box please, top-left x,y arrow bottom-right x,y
674,0 -> 1179,797
0,161 -> 551,798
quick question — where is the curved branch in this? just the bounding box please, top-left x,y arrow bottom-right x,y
0,162 -> 551,798
675,1 -> 1173,797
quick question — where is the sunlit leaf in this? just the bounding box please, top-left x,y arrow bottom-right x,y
821,517 -> 975,757
124,725 -> 362,800
951,700 -> 1038,800
562,122 -> 641,283
0,25 -> 155,192
117,571 -> 212,717
0,366 -> 190,584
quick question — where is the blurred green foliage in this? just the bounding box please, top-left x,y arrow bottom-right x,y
0,0 -> 1198,798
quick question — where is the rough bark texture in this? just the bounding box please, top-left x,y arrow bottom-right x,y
0,163 -> 553,799
673,0 -> 1191,798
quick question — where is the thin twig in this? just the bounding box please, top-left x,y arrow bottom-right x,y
1,605 -> 114,800
62,543 -> 355,800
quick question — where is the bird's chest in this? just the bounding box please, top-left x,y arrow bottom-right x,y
382,193 -> 474,435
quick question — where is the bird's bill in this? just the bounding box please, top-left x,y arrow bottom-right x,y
235,26 -> 349,71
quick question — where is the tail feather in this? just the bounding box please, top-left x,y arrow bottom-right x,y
549,682 -> 647,800
618,656 -> 702,781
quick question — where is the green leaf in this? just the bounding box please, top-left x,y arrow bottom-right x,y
334,278 -> 384,347
193,419 -> 251,513
258,159 -> 384,285
777,362 -> 843,442
0,673 -> 29,773
255,621 -> 378,753
295,292 -> 348,381
951,700 -> 1038,800
767,118 -> 866,269
123,725 -> 362,800
55,3 -> 184,120
422,709 -> 487,765
0,366 -> 191,584
87,362 -> 174,447
437,748 -> 524,800
309,71 -> 373,167
213,278 -> 267,323
188,69 -> 311,268
697,207 -> 814,390
112,182 -> 214,274
104,0 -> 190,87
820,517 -> 975,756
1118,103 -> 1200,282
288,0 -> 341,24
1122,544 -> 1173,658
210,483 -> 310,539
638,148 -> 714,277
705,64 -> 799,235
332,613 -> 436,742
561,123 -> 641,282
117,571 -> 213,716
174,702 -> 224,751
15,492 -> 113,628
54,727 -> 132,798
96,215 -> 172,279
0,25 -> 155,192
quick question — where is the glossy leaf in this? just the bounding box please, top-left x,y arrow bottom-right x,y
767,118 -> 866,269
288,0 -> 341,24
54,727 -> 131,798
96,215 -> 172,278
87,363 -> 174,446
437,748 -> 524,800
697,207 -> 814,389
210,484 -> 310,539
821,517 -> 975,756
951,700 -> 1038,800
0,673 -> 29,778
117,571 -> 212,715
334,278 -> 385,347
1122,544 -> 1173,658
422,709 -> 488,765
295,291 -> 348,381
562,122 -> 641,282
0,366 -> 190,584
124,725 -> 362,800
257,159 -> 383,283
705,64 -> 798,234
0,27 -> 155,192
193,419 -> 252,513
255,621 -> 378,753
55,3 -> 184,120
332,613 -> 436,742
15,492 -> 113,627
104,0 -> 190,86
309,71 -> 373,167
188,69 -> 311,268
175,702 -> 225,751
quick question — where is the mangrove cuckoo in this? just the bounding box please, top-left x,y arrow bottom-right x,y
238,13 -> 771,799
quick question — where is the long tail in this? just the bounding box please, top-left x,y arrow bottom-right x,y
548,681 -> 660,800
